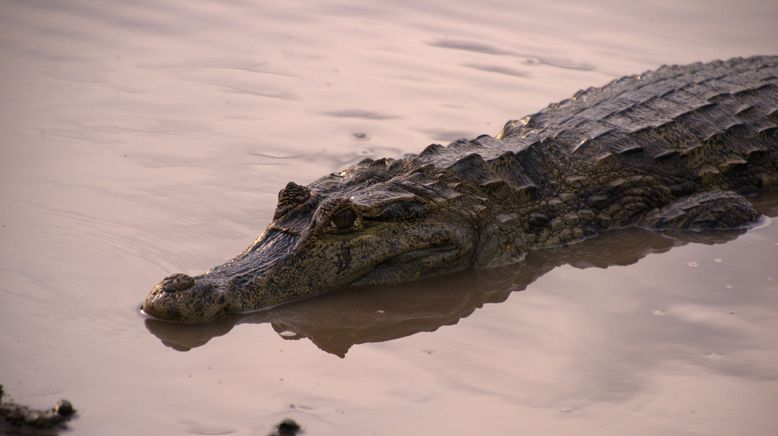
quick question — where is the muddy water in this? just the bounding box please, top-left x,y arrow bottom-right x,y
1,1 -> 777,435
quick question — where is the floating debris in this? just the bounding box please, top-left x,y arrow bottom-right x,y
269,418 -> 302,436
0,386 -> 76,431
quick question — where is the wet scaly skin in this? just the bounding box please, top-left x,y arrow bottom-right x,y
144,56 -> 778,323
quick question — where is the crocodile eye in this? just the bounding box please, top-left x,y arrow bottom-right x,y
331,208 -> 356,229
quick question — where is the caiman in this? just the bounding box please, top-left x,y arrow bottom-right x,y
143,55 -> 778,323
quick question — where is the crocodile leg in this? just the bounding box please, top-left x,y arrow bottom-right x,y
639,191 -> 760,231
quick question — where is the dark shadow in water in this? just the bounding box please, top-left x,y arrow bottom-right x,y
427,39 -> 596,71
146,195 -> 778,357
462,63 -> 530,78
320,109 -> 397,120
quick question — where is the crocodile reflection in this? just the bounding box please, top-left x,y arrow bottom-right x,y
145,214 -> 772,357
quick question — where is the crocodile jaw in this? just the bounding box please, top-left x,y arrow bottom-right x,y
144,215 -> 475,323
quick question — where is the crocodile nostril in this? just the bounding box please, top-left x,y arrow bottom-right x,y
160,273 -> 195,293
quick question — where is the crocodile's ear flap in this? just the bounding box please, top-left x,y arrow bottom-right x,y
373,201 -> 428,221
350,190 -> 429,221
274,181 -> 311,219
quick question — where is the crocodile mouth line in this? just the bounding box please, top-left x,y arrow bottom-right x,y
350,244 -> 462,287
221,247 -> 460,315
379,244 -> 459,266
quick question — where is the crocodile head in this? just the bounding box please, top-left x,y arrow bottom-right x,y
143,171 -> 476,323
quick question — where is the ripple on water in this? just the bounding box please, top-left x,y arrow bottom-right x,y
22,201 -> 199,272
178,420 -> 237,435
462,63 -> 530,78
427,38 -> 596,71
320,109 -> 397,120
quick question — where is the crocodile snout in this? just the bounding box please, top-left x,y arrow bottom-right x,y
143,273 -> 235,323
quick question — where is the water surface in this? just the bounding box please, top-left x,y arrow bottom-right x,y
1,1 -> 777,435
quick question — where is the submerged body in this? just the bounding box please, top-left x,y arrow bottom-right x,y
144,55 -> 778,323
